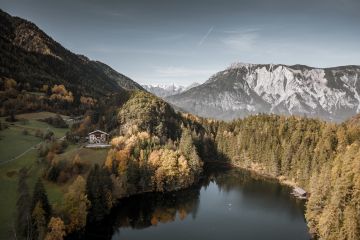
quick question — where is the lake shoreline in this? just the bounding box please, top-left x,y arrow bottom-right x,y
226,162 -> 315,239
82,162 -> 311,240
204,161 -> 306,192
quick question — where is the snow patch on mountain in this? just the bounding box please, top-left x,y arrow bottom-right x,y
143,83 -> 200,98
166,63 -> 360,122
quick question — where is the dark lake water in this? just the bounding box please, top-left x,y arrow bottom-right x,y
84,165 -> 310,240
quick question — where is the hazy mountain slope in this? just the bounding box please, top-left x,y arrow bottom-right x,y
92,61 -> 143,91
142,83 -> 200,98
166,63 -> 360,121
0,9 -> 141,98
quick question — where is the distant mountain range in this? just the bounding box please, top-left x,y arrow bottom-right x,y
0,9 -> 142,99
2,8 -> 360,123
142,83 -> 200,98
166,63 -> 360,122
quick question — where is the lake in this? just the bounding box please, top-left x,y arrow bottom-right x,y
84,165 -> 311,240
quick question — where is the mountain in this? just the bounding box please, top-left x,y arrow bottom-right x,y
142,83 -> 199,98
166,63 -> 360,122
92,61 -> 143,91
0,9 -> 141,99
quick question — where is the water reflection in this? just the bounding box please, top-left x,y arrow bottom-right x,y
83,179 -> 202,240
82,164 -> 309,240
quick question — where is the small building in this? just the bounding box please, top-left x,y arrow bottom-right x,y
292,187 -> 307,199
86,130 -> 111,148
66,116 -> 84,125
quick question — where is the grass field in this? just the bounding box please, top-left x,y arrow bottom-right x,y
15,111 -> 70,121
54,146 -> 108,166
0,112 -> 80,239
0,150 -> 65,239
0,127 -> 42,162
0,114 -> 69,163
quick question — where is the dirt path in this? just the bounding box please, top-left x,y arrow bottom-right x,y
0,141 -> 42,165
0,135 -> 67,166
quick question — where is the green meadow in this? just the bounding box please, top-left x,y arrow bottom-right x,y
0,112 -> 106,239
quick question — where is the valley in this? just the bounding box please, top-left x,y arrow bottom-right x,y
0,6 -> 359,240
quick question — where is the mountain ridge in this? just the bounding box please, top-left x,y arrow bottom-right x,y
0,9 -> 142,98
142,83 -> 200,98
166,62 -> 360,122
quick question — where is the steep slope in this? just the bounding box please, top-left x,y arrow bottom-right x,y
167,63 -> 360,122
142,83 -> 199,98
0,9 -> 141,99
93,61 -> 143,91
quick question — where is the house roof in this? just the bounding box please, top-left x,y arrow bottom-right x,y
88,130 -> 109,135
293,187 -> 307,195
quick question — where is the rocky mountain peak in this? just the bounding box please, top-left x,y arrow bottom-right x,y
166,63 -> 360,122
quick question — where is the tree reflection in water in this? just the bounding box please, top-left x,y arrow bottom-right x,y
82,179 -> 202,239
80,164 -> 307,240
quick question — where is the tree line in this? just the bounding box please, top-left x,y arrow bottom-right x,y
199,114 -> 360,239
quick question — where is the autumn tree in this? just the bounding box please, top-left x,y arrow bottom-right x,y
32,202 -> 47,240
63,176 -> 90,233
45,217 -> 65,240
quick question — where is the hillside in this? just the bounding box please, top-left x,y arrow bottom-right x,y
166,63 -> 360,122
207,113 -> 360,239
0,9 -> 141,100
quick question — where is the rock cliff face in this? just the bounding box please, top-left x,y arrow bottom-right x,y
166,63 -> 360,121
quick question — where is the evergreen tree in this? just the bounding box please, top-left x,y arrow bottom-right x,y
32,202 -> 46,240
179,128 -> 193,158
179,127 -> 201,173
16,168 -> 32,239
86,164 -> 113,222
31,178 -> 52,223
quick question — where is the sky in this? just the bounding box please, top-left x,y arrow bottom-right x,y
1,0 -> 360,86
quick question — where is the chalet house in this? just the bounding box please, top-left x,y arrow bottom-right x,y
292,187 -> 307,199
88,130 -> 109,144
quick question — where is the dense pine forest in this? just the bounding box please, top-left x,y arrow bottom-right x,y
203,115 -> 360,239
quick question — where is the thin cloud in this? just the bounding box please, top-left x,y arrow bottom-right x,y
89,47 -> 194,57
198,26 -> 214,46
221,27 -> 262,34
154,33 -> 185,42
222,32 -> 259,51
155,66 -> 214,78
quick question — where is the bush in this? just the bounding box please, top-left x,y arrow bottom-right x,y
19,118 -> 29,125
21,129 -> 29,135
43,130 -> 54,140
40,115 -> 68,128
35,129 -> 44,138
5,111 -> 17,122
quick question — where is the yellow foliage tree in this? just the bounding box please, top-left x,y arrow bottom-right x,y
45,217 -> 66,240
63,176 -> 90,233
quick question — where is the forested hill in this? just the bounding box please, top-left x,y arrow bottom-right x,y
205,114 -> 360,239
103,91 -> 360,239
0,9 -> 142,100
